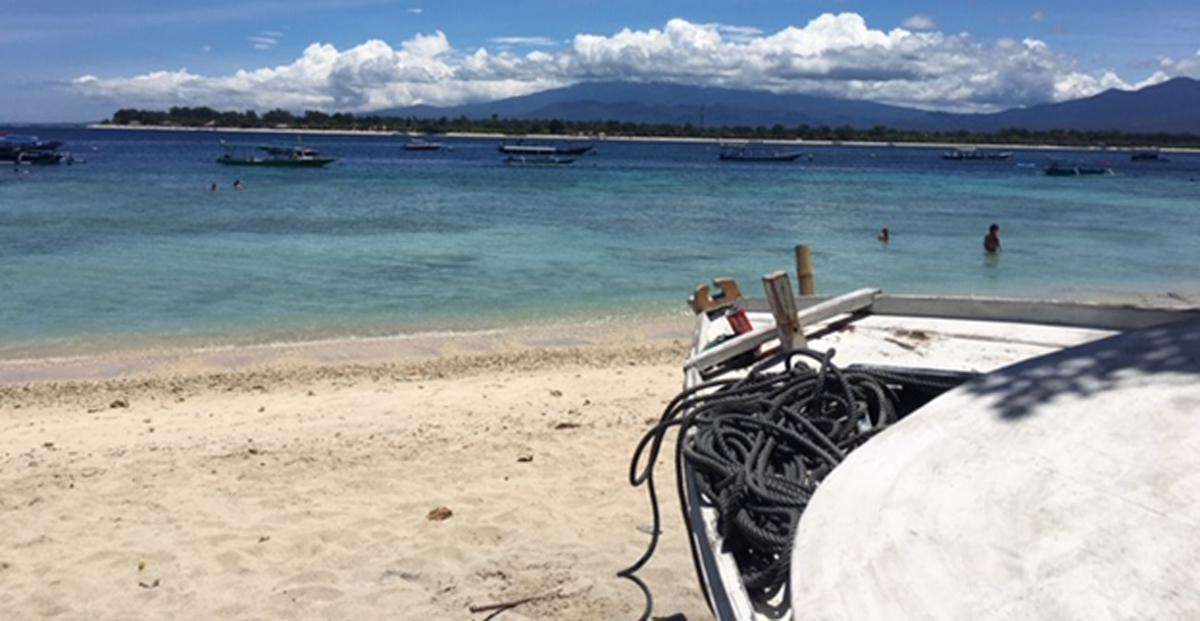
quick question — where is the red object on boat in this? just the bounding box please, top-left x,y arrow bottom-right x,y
727,307 -> 752,334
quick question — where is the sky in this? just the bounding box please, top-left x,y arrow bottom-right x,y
3,1 -> 1199,123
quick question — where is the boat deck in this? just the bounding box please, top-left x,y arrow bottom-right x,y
790,314 -> 1200,620
666,287 -> 1200,620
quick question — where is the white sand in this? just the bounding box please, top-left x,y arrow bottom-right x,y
7,292 -> 1195,619
0,317 -> 713,620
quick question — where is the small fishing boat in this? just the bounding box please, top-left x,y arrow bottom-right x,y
1130,148 -> 1169,162
216,141 -> 336,167
941,146 -> 1012,160
503,154 -> 576,167
498,139 -> 595,156
1,133 -> 67,165
1043,159 -> 1114,176
403,138 -> 447,151
718,142 -> 803,162
621,270 -> 1200,620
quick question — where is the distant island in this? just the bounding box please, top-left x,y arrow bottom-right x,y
98,106 -> 1200,149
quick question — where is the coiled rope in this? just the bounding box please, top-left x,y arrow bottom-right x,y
618,347 -> 968,620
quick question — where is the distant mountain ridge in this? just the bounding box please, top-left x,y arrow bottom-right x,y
375,78 -> 1200,134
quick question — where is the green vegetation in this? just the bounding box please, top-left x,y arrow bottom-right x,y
101,106 -> 1200,149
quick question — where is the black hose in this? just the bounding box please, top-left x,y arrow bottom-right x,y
618,348 -> 972,617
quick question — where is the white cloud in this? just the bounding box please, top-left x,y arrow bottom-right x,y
901,14 -> 937,31
408,8 -> 422,15
70,13 -> 1195,116
1155,51 -> 1200,76
717,24 -> 764,44
250,30 -> 284,51
489,36 -> 560,47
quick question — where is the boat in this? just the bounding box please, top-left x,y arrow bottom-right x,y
1,133 -> 67,165
941,147 -> 1012,160
216,141 -> 336,167
718,142 -> 803,162
403,138 -> 447,151
498,139 -> 595,156
503,154 -> 576,167
620,271 -> 1200,620
1130,148 -> 1169,162
1043,159 -> 1114,176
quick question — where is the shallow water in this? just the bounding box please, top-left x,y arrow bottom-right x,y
2,127 -> 1198,358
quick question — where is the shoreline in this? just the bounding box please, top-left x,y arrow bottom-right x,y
2,288 -> 1196,387
0,314 -> 695,386
80,123 -> 1200,153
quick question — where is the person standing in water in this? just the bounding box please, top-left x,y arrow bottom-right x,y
983,223 -> 1001,253
877,227 -> 890,243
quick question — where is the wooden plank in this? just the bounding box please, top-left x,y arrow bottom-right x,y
684,288 -> 880,372
867,295 -> 1200,331
688,277 -> 744,314
737,294 -> 1199,332
763,271 -> 802,351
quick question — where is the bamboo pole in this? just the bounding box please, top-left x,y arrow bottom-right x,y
795,244 -> 815,295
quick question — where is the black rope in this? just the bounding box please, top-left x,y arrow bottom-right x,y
618,348 -> 970,619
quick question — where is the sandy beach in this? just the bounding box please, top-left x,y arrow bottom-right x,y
0,316 -> 714,620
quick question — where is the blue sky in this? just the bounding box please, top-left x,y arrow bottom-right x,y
4,1 -> 1198,123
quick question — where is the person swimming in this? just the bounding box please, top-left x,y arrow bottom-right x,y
878,227 -> 890,242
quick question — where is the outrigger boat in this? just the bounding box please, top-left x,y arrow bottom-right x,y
503,154 -> 576,167
1,133 -> 68,165
403,138 -> 448,151
1044,159 -> 1114,176
216,141 -> 336,167
621,267 -> 1200,620
718,142 -> 803,162
498,139 -> 595,156
1130,148 -> 1169,162
940,146 -> 1012,160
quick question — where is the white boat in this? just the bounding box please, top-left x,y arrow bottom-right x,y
621,275 -> 1200,620
498,139 -> 595,156
216,141 -> 336,167
718,142 -> 803,162
941,146 -> 1012,160
503,154 -> 576,167
402,138 -> 449,151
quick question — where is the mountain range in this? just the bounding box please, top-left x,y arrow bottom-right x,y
375,77 -> 1200,134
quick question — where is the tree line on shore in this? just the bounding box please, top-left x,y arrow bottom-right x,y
101,106 -> 1200,149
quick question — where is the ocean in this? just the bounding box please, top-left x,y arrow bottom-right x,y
2,127 -> 1197,360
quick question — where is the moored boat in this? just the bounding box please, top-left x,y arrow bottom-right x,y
718,142 -> 803,162
621,271 -> 1200,620
1130,148 -> 1169,162
403,138 -> 447,151
503,154 -> 576,167
498,139 -> 595,156
1044,159 -> 1114,176
941,146 -> 1012,160
1,133 -> 68,165
216,141 -> 336,167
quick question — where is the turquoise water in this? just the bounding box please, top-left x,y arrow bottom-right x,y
2,128 -> 1198,358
